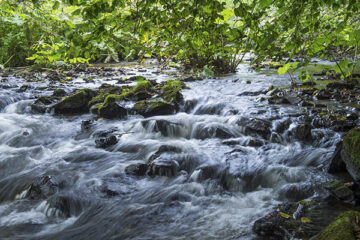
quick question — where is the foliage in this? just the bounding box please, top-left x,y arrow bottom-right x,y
1,0 -> 360,76
233,0 -> 360,80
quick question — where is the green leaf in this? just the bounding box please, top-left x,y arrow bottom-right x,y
278,63 -> 291,75
53,1 -> 60,10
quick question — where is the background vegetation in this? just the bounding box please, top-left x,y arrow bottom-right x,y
1,0 -> 360,77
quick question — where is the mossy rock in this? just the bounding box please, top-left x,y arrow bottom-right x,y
314,211 -> 360,240
160,79 -> 187,103
341,127 -> 360,180
133,100 -> 175,117
91,94 -> 127,119
88,84 -> 123,107
52,89 -> 66,97
53,88 -> 97,114
127,76 -> 147,82
120,80 -> 154,101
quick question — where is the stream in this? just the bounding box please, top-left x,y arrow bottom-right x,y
0,63 -> 348,239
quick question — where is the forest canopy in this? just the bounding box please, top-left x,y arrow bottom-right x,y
1,0 -> 360,76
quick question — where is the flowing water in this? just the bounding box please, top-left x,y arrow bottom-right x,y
0,64 -> 344,239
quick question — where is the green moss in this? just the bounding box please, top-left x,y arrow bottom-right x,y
160,79 -> 186,102
133,100 -> 168,111
88,92 -> 110,107
315,211 -> 360,240
343,128 -> 360,166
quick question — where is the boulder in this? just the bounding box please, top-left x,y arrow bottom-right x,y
197,125 -> 235,139
133,100 -> 176,117
95,135 -> 118,148
91,95 -> 127,119
125,163 -> 148,176
53,89 -> 97,114
324,180 -> 355,203
314,211 -> 360,240
292,123 -> 312,141
328,141 -> 346,173
25,176 -> 59,200
236,117 -> 272,139
148,158 -> 179,177
52,89 -> 67,97
341,127 -> 360,180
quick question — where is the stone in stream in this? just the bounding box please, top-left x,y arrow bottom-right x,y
53,88 -> 97,114
90,94 -> 128,119
328,141 -> 346,173
47,195 -> 83,218
141,119 -> 182,137
314,89 -> 331,100
31,94 -> 64,113
52,88 -> 67,97
95,135 -> 118,148
133,100 -> 176,118
25,176 -> 59,200
324,181 -> 356,203
197,125 -> 235,139
148,158 -> 179,177
292,123 -> 312,141
341,127 -> 360,181
125,163 -> 148,176
326,82 -> 355,90
147,145 -> 182,162
236,117 -> 272,139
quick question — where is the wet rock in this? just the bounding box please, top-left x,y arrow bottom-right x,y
244,138 -> 264,147
222,139 -> 240,146
253,201 -> 317,240
194,165 -> 219,181
326,82 -> 355,90
18,84 -> 31,92
268,95 -> 290,104
347,113 -> 358,121
148,158 -> 179,177
95,135 -> 118,148
328,141 -> 346,173
275,118 -> 292,134
125,163 -> 148,176
324,181 -> 355,203
197,125 -> 235,139
47,195 -> 83,218
141,119 -> 182,137
314,211 -> 360,240
253,203 -> 299,239
95,102 -> 127,119
341,127 -> 360,181
148,145 -> 182,161
53,89 -> 97,114
31,96 -> 59,113
133,100 -> 176,117
314,89 -> 331,100
25,176 -> 59,200
279,184 -> 314,202
292,123 -> 312,141
52,89 -> 66,97
159,79 -> 186,104
238,90 -> 266,97
236,117 -> 272,139
81,120 -> 94,131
